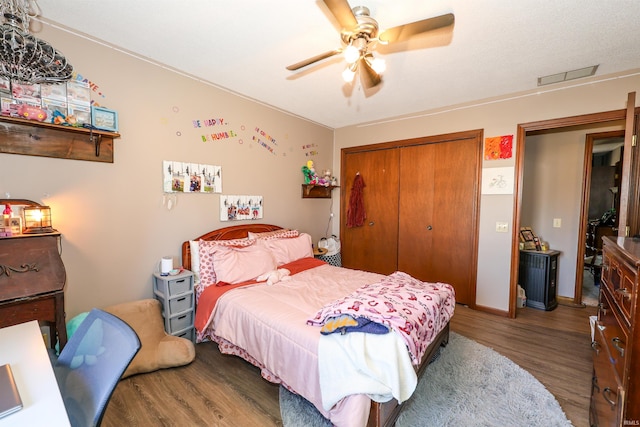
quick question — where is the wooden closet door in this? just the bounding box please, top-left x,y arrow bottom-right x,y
341,148 -> 399,274
398,138 -> 479,306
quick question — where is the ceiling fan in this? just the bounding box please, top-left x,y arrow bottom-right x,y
286,0 -> 455,88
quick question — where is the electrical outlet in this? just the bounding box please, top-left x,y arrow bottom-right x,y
496,222 -> 508,233
553,218 -> 561,228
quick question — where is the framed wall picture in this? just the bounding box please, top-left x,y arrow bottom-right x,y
91,106 -> 119,132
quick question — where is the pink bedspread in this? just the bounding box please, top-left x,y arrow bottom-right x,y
196,261 -> 454,427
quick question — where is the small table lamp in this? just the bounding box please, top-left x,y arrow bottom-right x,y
22,204 -> 54,233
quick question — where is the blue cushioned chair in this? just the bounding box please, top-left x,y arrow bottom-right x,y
53,308 -> 141,427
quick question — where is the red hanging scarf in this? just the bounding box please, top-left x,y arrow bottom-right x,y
346,173 -> 366,227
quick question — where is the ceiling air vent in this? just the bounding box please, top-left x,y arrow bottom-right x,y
537,65 -> 599,86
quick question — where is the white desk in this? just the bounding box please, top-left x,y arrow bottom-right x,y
0,320 -> 70,426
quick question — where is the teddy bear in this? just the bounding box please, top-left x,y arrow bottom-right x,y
256,268 -> 291,285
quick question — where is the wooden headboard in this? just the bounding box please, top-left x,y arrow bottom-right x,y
181,223 -> 283,271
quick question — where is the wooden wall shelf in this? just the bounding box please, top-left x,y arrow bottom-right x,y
0,116 -> 120,163
301,184 -> 338,198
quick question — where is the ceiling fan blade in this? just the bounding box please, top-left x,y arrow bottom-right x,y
286,49 -> 342,71
322,0 -> 358,29
378,13 -> 455,44
359,57 -> 381,89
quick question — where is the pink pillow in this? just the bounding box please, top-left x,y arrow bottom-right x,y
247,229 -> 299,240
211,243 -> 277,285
198,238 -> 254,293
258,233 -> 313,266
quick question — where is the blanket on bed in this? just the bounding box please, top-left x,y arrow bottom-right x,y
307,271 -> 455,365
195,257 -> 327,332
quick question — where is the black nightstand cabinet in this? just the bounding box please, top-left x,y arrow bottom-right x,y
518,250 -> 560,311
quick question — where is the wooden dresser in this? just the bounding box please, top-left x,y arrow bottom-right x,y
0,232 -> 67,350
590,236 -> 640,426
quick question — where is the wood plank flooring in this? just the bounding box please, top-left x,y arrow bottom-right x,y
102,303 -> 596,427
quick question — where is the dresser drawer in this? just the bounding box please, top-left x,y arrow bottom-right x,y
167,311 -> 194,332
154,291 -> 194,316
598,290 -> 629,383
153,273 -> 194,297
602,249 -> 636,326
592,326 -> 624,427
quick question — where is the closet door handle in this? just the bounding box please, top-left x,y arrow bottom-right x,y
427,225 -> 433,230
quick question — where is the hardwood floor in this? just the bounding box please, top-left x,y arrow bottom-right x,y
102,303 -> 596,427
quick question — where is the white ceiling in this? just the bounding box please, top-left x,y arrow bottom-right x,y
35,0 -> 640,129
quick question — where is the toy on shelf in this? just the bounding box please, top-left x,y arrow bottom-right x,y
301,160 -> 332,186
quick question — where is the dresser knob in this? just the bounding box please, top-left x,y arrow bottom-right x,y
612,337 -> 625,357
602,387 -> 617,407
615,287 -> 632,300
591,341 -> 600,355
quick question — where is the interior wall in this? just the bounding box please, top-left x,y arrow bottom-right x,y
333,71 -> 640,312
0,25 -> 334,318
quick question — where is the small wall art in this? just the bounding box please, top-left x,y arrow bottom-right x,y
220,195 -> 263,221
484,135 -> 513,160
163,161 -> 222,193
481,166 -> 514,195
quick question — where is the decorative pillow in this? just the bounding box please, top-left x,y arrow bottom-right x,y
189,240 -> 200,283
211,243 -> 277,285
197,238 -> 254,296
258,233 -> 313,266
247,229 -> 299,240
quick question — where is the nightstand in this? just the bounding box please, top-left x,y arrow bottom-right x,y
152,270 -> 195,343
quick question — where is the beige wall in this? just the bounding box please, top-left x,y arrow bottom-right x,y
333,71 -> 640,312
0,25 -> 334,318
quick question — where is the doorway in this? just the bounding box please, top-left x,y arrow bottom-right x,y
512,106 -> 635,318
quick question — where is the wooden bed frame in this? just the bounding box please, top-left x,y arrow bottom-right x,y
182,223 -> 450,427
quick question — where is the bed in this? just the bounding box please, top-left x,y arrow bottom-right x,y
181,223 -> 454,427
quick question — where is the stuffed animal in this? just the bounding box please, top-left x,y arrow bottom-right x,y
256,268 -> 291,285
301,160 -> 319,184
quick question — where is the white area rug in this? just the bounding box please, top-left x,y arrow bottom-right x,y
280,332 -> 573,427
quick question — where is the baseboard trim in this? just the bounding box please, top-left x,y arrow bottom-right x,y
472,303 -> 509,317
557,296 -> 588,308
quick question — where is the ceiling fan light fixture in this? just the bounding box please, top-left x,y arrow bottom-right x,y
369,57 -> 385,74
343,44 -> 360,64
342,64 -> 357,83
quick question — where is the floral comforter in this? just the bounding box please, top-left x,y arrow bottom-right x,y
307,271 -> 455,365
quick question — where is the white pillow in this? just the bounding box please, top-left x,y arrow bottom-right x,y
258,233 -> 313,266
189,240 -> 200,283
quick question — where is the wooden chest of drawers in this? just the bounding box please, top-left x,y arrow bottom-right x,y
590,237 -> 640,426
0,233 -> 67,349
